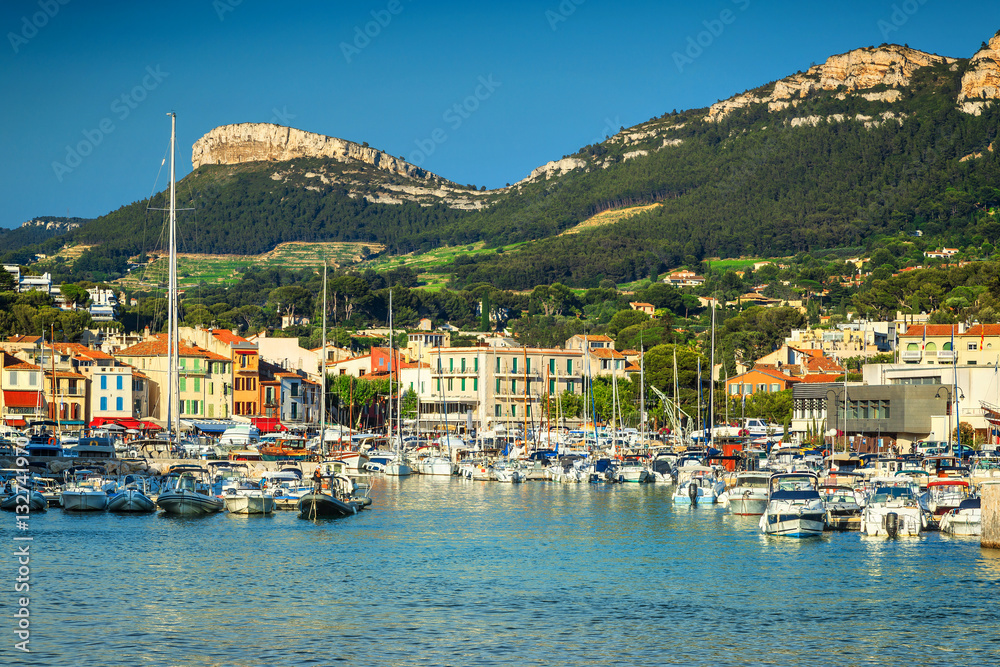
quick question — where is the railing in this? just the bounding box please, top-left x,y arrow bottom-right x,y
900,350 -> 922,361
937,350 -> 956,361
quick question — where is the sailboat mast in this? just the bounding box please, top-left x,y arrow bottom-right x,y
640,335 -> 645,450
320,262 -> 327,457
709,299 -> 716,448
167,112 -> 179,445
388,289 -> 393,445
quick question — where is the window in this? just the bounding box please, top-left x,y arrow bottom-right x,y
461,378 -> 466,391
567,359 -> 573,374
291,402 -> 298,419
550,379 -> 556,394
566,382 -> 573,394
100,375 -> 107,390
194,377 -> 201,392
495,378 -> 500,393
968,342 -> 978,351
208,404 -> 214,418
190,400 -> 199,415
474,357 -> 479,372
179,378 -> 186,392
194,359 -> 200,371
447,378 -> 453,391
473,378 -> 478,391
210,382 -> 214,394
511,380 -> 517,394
460,357 -> 466,372
8,371 -> 16,386
115,375 -> 123,390
495,405 -> 501,417
943,342 -> 953,351
116,397 -> 123,411
526,380 -> 532,394
511,405 -> 516,418
925,342 -> 937,352
512,358 -> 518,373
770,383 -> 780,392
757,384 -> 766,392
527,405 -> 532,417
28,372 -> 36,386
526,357 -> 531,373
100,397 -> 107,411
882,401 -> 890,419
436,378 -> 441,392
449,357 -> 454,372
179,358 -> 186,369
730,384 -> 739,395
291,383 -> 299,397
550,358 -> 556,374
496,357 -> 501,372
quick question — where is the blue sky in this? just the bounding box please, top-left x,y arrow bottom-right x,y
2,0 -> 999,229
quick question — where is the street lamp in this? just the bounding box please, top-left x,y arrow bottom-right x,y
935,386 -> 953,448
825,388 -> 846,455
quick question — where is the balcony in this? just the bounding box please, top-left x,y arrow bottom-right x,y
900,350 -> 922,361
937,350 -> 956,361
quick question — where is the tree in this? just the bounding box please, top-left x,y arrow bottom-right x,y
607,309 -> 649,336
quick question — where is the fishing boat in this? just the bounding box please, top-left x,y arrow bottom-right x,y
720,471 -> 771,515
60,469 -> 109,511
859,477 -> 926,537
258,440 -> 313,461
938,497 -> 981,536
759,472 -> 826,537
106,474 -> 156,512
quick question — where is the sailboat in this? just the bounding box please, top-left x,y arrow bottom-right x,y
154,112 -> 223,516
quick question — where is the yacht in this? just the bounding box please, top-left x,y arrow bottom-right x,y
818,483 -> 862,531
759,472 -> 826,537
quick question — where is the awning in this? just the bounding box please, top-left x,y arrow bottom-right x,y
252,417 -> 286,433
3,391 -> 42,408
60,421 -> 86,426
4,419 -> 26,427
89,417 -> 159,430
138,421 -> 162,430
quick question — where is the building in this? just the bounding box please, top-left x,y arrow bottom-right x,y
0,352 -> 43,429
663,270 -> 705,287
274,372 -> 320,425
115,334 -> 232,423
924,248 -> 958,259
629,302 -> 656,316
727,367 -> 800,397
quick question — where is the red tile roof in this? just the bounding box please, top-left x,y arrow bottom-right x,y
211,329 -> 250,344
799,373 -> 845,383
900,324 -> 958,337
590,348 -> 626,359
116,334 -> 230,361
1,352 -> 40,370
964,324 -> 1000,337
5,335 -> 41,344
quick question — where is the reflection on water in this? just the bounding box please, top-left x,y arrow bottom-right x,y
7,476 -> 998,666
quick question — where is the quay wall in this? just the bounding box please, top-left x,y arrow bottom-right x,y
983,480 -> 1000,549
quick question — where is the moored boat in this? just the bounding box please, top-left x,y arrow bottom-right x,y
157,467 -> 224,516
107,474 -> 156,513
61,469 -> 109,512
721,471 -> 771,515
759,472 -> 826,537
939,497 -> 981,536
859,477 -> 926,537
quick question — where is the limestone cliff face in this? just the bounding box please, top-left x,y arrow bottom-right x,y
707,45 -> 955,121
192,123 -> 430,180
958,32 -> 1000,114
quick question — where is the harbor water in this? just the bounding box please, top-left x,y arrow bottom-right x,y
7,476 -> 1000,666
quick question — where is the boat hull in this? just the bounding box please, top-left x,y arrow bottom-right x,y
61,490 -> 109,511
297,492 -> 358,518
384,461 -> 412,476
760,512 -> 826,537
726,494 -> 768,515
0,490 -> 47,512
419,459 -> 454,476
860,506 -> 924,537
939,510 -> 981,536
224,492 -> 274,514
107,490 -> 156,513
157,490 -> 224,515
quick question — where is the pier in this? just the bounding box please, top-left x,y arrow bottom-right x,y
983,480 -> 1000,549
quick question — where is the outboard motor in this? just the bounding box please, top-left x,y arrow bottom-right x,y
885,511 -> 899,538
688,480 -> 699,504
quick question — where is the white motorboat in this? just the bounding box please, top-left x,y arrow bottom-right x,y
223,488 -> 275,514
939,497 -> 981,536
759,472 -> 826,537
107,475 -> 156,513
721,471 -> 771,515
492,461 -> 525,483
61,470 -> 109,512
673,466 -> 726,504
0,479 -> 47,512
818,483 -> 862,531
859,477 -> 926,537
157,467 -> 224,516
615,457 -> 652,483
925,479 -> 970,517
418,456 -> 454,476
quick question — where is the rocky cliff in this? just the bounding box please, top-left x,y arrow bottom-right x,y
192,123 -> 495,210
958,32 -> 1000,114
192,123 -> 429,179
706,45 -> 955,121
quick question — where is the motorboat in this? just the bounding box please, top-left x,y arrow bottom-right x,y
649,453 -> 676,484
673,466 -> 726,504
614,456 -> 652,483
819,483 -> 862,531
107,474 -> 156,513
156,466 -> 224,515
297,471 -> 363,519
759,472 -> 826,537
492,461 -> 525,483
0,473 -> 47,512
61,469 -> 109,511
859,477 -> 926,537
720,471 -> 771,515
417,455 -> 454,476
939,497 -> 981,536
924,479 -> 970,516
223,482 -> 275,515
